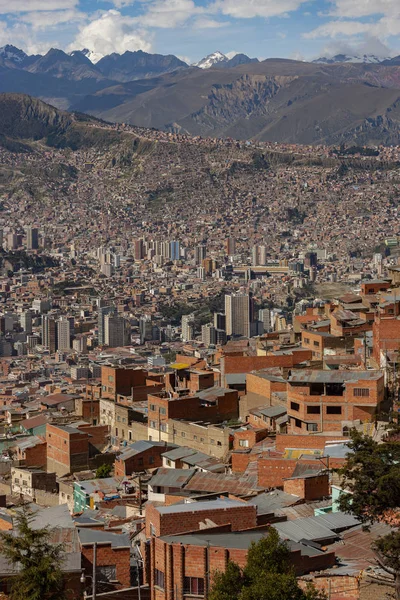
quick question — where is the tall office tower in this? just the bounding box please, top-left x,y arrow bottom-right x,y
259,246 -> 267,266
20,310 -> 33,335
181,313 -> 195,342
134,239 -> 144,260
0,229 -> 3,247
73,335 -> 87,354
170,241 -> 180,261
26,227 -> 39,250
197,266 -> 206,280
251,245 -> 259,266
161,241 -> 171,260
139,314 -> 153,344
213,312 -> 226,331
104,314 -> 126,347
201,323 -> 216,347
225,237 -> 236,256
98,305 -> 116,346
194,244 -> 207,265
7,232 -> 17,250
258,309 -> 271,333
57,317 -> 71,352
225,293 -> 251,338
42,315 -> 57,353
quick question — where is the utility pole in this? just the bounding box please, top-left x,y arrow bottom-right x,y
92,542 -> 97,600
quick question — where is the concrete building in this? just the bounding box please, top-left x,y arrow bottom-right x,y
26,226 -> 39,250
104,313 -> 126,347
57,316 -> 70,352
225,293 -> 251,338
42,314 -> 57,353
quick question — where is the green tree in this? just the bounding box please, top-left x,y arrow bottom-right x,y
0,507 -> 65,600
95,463 -> 112,478
338,429 -> 400,598
208,529 -> 326,600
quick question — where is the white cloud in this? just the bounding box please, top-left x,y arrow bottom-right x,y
317,36 -> 393,59
137,0 -> 202,29
20,10 -> 83,30
210,0 -> 309,19
327,0 -> 400,19
305,17 -> 400,40
192,17 -> 227,28
0,0 -> 78,13
69,10 -> 152,57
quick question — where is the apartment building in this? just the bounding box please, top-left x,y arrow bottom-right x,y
287,370 -> 384,435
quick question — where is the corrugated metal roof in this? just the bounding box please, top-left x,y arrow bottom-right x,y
77,477 -> 123,495
157,498 -> 245,515
148,468 -> 196,488
289,370 -> 382,383
162,446 -> 197,461
78,527 -> 131,548
185,472 -> 261,496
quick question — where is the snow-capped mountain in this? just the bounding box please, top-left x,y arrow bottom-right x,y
193,51 -> 228,69
0,44 -> 28,64
313,54 -> 391,65
69,48 -> 103,64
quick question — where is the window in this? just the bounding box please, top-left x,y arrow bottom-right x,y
181,432 -> 186,438
108,375 -> 114,383
96,565 -> 116,582
129,432 -> 132,441
150,522 -> 156,536
193,435 -> 198,440
217,441 -> 222,446
290,402 -> 300,412
150,420 -> 157,429
200,438 -> 204,443
307,423 -> 318,432
307,405 -> 321,414
313,341 -> 320,347
22,480 -> 28,486
149,456 -> 154,464
239,439 -> 249,448
154,569 -> 165,590
159,407 -> 166,415
304,337 -> 310,344
64,440 -> 67,445
150,404 -> 156,411
184,577 -> 204,596
295,418 -> 302,428
353,388 -> 370,397
138,457 -> 144,466
160,423 -> 168,433
210,439 -> 215,445
327,406 -> 342,414
14,478 -> 19,484
117,416 -> 121,422
115,428 -> 118,436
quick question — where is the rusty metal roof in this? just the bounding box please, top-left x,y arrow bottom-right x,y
289,370 -> 382,383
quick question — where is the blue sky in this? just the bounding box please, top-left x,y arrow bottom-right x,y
0,0 -> 399,63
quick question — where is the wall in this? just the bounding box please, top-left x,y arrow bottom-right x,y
283,474 -> 330,501
81,542 -> 131,589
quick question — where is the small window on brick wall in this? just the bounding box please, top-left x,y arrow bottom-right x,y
353,388 -> 370,397
155,569 -> 165,590
327,406 -> 342,414
184,577 -> 204,596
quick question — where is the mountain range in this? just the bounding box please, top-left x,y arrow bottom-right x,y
3,45 -> 400,145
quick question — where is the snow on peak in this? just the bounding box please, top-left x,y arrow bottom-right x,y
313,54 -> 390,65
0,45 -> 27,63
69,48 -> 103,64
193,51 -> 228,69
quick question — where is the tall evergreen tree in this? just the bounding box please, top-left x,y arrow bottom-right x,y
0,507 -> 66,600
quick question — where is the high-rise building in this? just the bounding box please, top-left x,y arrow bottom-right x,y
258,309 -> 271,333
20,311 -> 33,335
26,227 -> 39,250
7,232 -> 17,250
251,246 -> 259,266
213,313 -> 226,331
104,314 -> 126,347
225,238 -> 236,256
98,305 -> 116,346
201,323 -> 216,346
57,317 -> 71,352
194,244 -> 207,265
42,315 -> 57,353
225,293 -> 251,338
170,241 -> 180,261
139,315 -> 153,344
197,266 -> 206,280
161,241 -> 171,260
259,246 -> 267,265
134,239 -> 144,260
181,313 -> 195,342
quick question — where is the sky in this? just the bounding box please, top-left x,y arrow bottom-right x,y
0,0 -> 399,64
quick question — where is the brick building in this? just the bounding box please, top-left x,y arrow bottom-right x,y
287,370 -> 384,435
46,423 -> 90,476
79,528 -> 131,591
101,365 -> 163,401
145,498 -> 257,537
115,440 -> 176,477
147,387 -> 239,442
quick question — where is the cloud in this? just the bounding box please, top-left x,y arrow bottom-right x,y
317,36 -> 393,59
0,0 -> 78,13
19,10 -> 84,30
70,10 -> 153,56
327,0 -> 400,19
137,0 -> 202,29
210,0 -> 309,19
305,17 -> 400,40
192,17 -> 227,28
